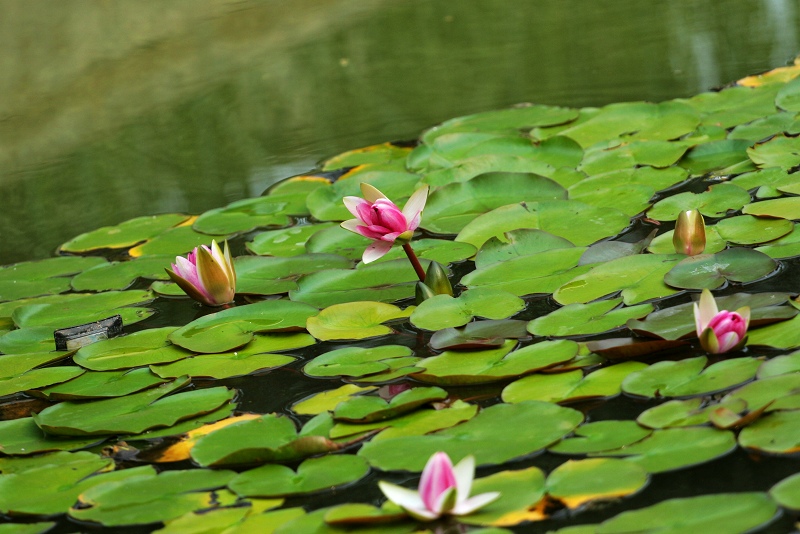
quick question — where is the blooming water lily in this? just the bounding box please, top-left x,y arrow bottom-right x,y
166,240 -> 236,307
341,183 -> 429,264
693,289 -> 750,354
378,451 -> 500,522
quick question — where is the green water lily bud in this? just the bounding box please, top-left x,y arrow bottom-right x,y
415,281 -> 437,304
424,261 -> 453,297
673,210 -> 706,256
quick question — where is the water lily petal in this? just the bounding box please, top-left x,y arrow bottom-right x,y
699,326 -> 721,354
340,219 -> 363,234
736,306 -> 751,330
452,491 -> 502,516
363,240 -> 393,263
343,196 -> 369,219
195,245 -> 235,306
419,452 -> 457,512
378,481 -> 428,515
717,331 -> 741,353
165,268 -> 212,305
402,186 -> 429,231
433,486 -> 458,515
452,455 -> 475,504
361,182 -> 388,203
694,289 -> 719,335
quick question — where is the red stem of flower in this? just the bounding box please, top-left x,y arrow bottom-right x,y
402,243 -> 426,283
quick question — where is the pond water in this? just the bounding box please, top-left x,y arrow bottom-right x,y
2,0 -> 799,265
4,2 -> 800,533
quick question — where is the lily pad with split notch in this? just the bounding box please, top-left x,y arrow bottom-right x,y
502,362 -> 648,404
410,289 -> 524,331
303,345 -> 415,379
663,248 -> 777,290
646,183 -> 751,221
428,319 -> 529,350
621,356 -> 761,398
332,387 -> 448,423
306,301 -> 413,341
528,298 -> 653,337
747,134 -> 800,169
229,455 -> 369,498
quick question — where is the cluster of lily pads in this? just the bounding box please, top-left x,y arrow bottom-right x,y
3,60 -> 800,533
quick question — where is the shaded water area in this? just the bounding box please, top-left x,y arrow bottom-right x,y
2,0 -> 800,264
3,2 -> 800,533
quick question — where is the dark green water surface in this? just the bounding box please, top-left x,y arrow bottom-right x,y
1,0 -> 799,264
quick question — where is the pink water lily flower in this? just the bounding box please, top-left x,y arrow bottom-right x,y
341,183 -> 429,263
378,452 -> 500,522
166,240 -> 236,307
693,289 -> 750,354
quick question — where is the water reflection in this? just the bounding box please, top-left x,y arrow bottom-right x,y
1,0 -> 798,264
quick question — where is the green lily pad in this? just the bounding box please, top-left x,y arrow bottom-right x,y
190,413 -> 340,467
412,339 -> 578,386
595,492 -> 777,534
169,300 -> 318,353
579,140 -> 689,176
331,400 -> 478,442
306,301 -> 413,341
229,455 -> 369,497
679,139 -> 753,175
758,349 -> 800,378
714,215 -> 793,244
461,247 -> 589,297
456,200 -> 630,250
0,352 -> 71,378
290,259 -> 433,308
332,387 -> 447,423
756,224 -> 800,259
722,373 -> 800,412
246,223 -> 336,256
359,400 -> 583,471
35,368 -> 169,400
370,238 -> 476,266
502,362 -> 648,404
636,397 -> 747,429
622,356 -> 760,398
748,311 -> 800,349
150,333 -> 311,379
428,319 -> 530,350
422,172 -> 567,234
73,327 -> 189,371
11,290 -> 154,329
545,458 -> 648,509
527,298 -> 653,337
128,225 -> 232,258
235,254 -> 352,296
748,134 -> 800,169
0,417 -> 107,455
323,142 -> 411,170
275,507 -> 415,534
474,229 -> 575,268
33,378 -> 235,436
70,255 -> 173,292
554,254 -> 682,305
663,248 -> 777,290
770,472 -> 800,511
0,256 -> 107,302
58,214 -> 190,253
291,384 -> 377,416
0,327 -> 56,354
154,507 -> 252,534
0,367 -> 85,398
646,183 -> 751,221
306,170 -> 420,221
597,426 -> 736,473
69,468 -> 236,527
410,289 -> 524,331
739,410 -> 800,454
457,466 -> 547,527
730,111 -> 800,140
549,421 -> 652,455
304,345 -> 415,379
422,154 -> 557,187
742,196 -> 800,219
193,196 -> 292,235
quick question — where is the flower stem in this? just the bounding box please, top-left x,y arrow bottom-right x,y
402,243 -> 426,282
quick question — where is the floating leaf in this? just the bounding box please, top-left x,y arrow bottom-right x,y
169,300 -> 318,353
637,397 -> 747,429
714,215 -> 793,245
33,378 -> 235,436
554,254 -> 682,305
545,458 -> 648,509
748,134 -> 800,169
412,340 -> 579,386
304,345 -> 415,379
410,289 -> 524,331
193,196 -> 292,235
246,223 -> 336,257
58,214 -> 190,253
128,226 -> 232,258
306,301 -> 413,341
234,254 -> 352,296
11,290 -> 154,329
229,455 -> 369,497
770,472 -> 800,511
528,298 -> 653,337
646,183 -> 751,221
35,368 -> 169,400
428,319 -> 530,350
0,367 -> 85,399
359,401 -> 583,471
74,327 -> 188,371
502,362 -> 647,404
742,196 -> 800,219
739,410 -> 800,454
0,418 -> 107,456
70,256 -> 173,292
549,421 -> 652,455
621,356 -> 760,398
0,256 -> 107,302
457,466 -> 547,527
332,387 -> 447,423
663,248 -> 777,290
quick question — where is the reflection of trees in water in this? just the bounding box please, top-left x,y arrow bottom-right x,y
1,0 -> 799,264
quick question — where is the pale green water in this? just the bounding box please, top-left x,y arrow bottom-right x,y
1,0 -> 798,264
